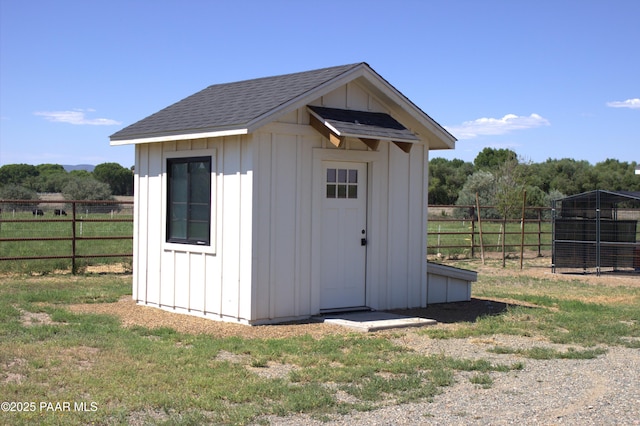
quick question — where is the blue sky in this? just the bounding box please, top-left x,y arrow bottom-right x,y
1,0 -> 638,168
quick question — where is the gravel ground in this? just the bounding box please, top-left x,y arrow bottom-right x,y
65,264 -> 640,426
255,337 -> 640,426
67,296 -> 640,425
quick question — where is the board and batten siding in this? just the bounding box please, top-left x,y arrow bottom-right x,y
386,141 -> 428,309
133,136 -> 254,323
314,81 -> 428,312
251,129 -> 318,322
250,102 -> 429,321
132,79 -> 432,324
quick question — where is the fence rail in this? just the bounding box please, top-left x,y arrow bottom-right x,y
2,200 -> 553,272
0,199 -> 133,273
428,205 -> 553,258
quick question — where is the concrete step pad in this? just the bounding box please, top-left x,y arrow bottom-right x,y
316,311 -> 436,332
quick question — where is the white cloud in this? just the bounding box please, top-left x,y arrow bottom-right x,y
445,113 -> 550,140
606,98 -> 640,109
34,109 -> 121,125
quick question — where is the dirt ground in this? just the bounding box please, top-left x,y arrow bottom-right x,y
462,254 -> 640,286
19,259 -> 639,425
66,257 -> 639,339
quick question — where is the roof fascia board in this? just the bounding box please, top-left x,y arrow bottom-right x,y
355,70 -> 456,149
109,128 -> 248,146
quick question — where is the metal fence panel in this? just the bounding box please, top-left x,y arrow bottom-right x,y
0,199 -> 133,274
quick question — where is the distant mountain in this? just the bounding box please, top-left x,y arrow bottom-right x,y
62,164 -> 95,172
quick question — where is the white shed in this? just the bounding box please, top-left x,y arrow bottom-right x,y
110,62 -> 468,324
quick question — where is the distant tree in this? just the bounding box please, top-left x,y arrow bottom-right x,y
494,159 -> 527,267
0,184 -> 39,212
545,189 -> 566,204
523,185 -> 546,209
521,161 -> 548,193
542,189 -> 566,219
0,164 -> 39,187
473,148 -> 518,171
93,162 -> 133,196
428,158 -> 474,205
513,161 -> 548,210
494,161 -> 525,214
546,158 -> 596,195
69,169 -> 92,178
593,159 -> 640,192
33,173 -> 72,193
36,164 -> 66,175
455,170 -> 497,218
62,176 -> 112,201
31,164 -> 69,193
430,153 -> 640,226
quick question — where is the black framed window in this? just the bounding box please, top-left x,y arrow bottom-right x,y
167,156 -> 211,245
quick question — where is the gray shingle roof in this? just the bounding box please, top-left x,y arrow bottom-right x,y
110,63 -> 365,141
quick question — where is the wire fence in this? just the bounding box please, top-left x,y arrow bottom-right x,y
427,205 -> 552,259
5,199 -> 632,275
0,199 -> 133,274
551,191 -> 640,275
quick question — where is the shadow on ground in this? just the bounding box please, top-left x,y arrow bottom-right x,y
391,298 -> 513,324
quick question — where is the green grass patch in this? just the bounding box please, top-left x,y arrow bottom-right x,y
0,274 -> 527,425
0,275 -> 130,305
469,373 -> 493,388
1,268 -> 637,424
422,273 -> 640,348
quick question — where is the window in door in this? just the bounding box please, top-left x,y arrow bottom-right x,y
326,168 -> 358,199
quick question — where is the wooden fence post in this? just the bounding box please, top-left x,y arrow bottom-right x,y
470,210 -> 475,258
520,190 -> 527,269
476,194 -> 485,265
72,201 -> 77,274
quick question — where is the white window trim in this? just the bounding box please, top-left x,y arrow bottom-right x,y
162,148 -> 217,254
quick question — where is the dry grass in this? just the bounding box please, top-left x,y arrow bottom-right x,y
60,255 -> 639,340
1,262 -> 638,425
66,296 -> 352,339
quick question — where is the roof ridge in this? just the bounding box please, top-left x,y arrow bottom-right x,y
204,62 -> 366,90
244,63 -> 367,124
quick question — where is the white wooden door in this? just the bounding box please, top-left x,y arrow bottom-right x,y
320,161 -> 367,310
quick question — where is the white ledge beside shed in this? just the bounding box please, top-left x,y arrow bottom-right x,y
426,262 -> 477,304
